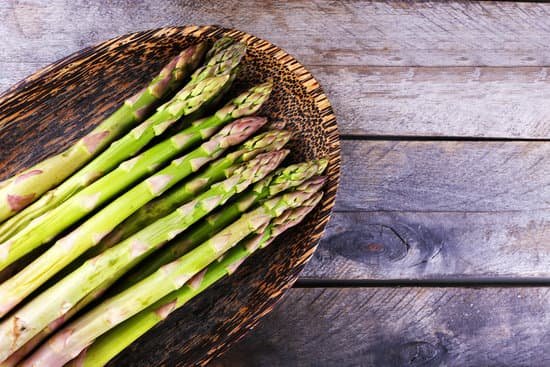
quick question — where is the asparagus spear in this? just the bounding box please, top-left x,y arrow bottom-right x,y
0,43 -> 208,223
0,273 -> 115,367
121,160 -> 328,286
205,37 -> 235,60
0,118 -> 266,319
0,151 -> 286,362
21,182 -> 324,367
0,81 -> 272,272
69,192 -> 324,367
3,154 -> 312,365
52,128 -> 290,282
0,42 -> 246,242
101,129 -> 292,247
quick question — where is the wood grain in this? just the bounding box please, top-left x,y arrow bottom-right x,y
315,66 -> 550,138
302,211 -> 550,279
215,287 -> 550,366
1,2 -> 549,366
3,1 -> 550,71
291,140 -> 550,280
337,140 -> 550,212
4,2 -> 550,138
298,139 -> 550,279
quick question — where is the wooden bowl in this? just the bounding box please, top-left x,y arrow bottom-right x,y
0,25 -> 340,366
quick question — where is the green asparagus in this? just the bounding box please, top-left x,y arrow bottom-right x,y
121,160 -> 328,286
1,136 -> 292,364
0,81 -> 272,273
0,41 -> 245,242
0,42 -> 208,223
70,192 -> 324,367
21,182 -> 324,367
205,37 -> 235,60
0,117 -> 267,318
101,129 -> 292,248
0,151 -> 286,362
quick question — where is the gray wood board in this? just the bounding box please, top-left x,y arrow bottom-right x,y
303,139 -> 550,280
317,66 -> 550,138
302,211 -> 550,279
214,287 -> 550,367
3,1 -> 550,68
336,140 -> 550,212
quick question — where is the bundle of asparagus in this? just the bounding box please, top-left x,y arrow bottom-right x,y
0,37 -> 328,367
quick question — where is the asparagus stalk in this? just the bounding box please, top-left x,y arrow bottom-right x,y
205,37 -> 235,60
101,129 -> 292,247
8,160 -> 326,367
0,118 -> 266,319
0,151 -> 286,362
21,183 -> 324,367
0,81 -> 272,272
70,192 -> 324,367
0,270 -> 116,367
121,160 -> 328,286
0,42 -> 245,242
0,42 -> 208,223
52,128 -> 290,283
0,143 -> 296,367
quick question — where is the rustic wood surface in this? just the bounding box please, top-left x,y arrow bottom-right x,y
216,287 -> 550,366
1,1 -> 549,366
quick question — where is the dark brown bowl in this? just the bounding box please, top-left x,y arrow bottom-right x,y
0,25 -> 340,366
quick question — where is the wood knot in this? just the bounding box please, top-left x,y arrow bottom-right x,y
319,213 -> 444,269
394,341 -> 446,366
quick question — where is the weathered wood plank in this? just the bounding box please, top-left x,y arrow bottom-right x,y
214,287 -> 550,366
3,62 -> 547,139
4,64 -> 550,139
337,140 -> 550,212
3,1 -> 550,74
302,211 -> 550,279
295,139 -> 550,280
315,66 -> 550,138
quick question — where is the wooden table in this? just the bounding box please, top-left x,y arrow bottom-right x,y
1,1 -> 549,366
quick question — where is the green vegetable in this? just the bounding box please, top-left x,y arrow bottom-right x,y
0,41 -> 245,242
21,181 -> 324,367
70,192 -> 324,367
0,116 -> 267,319
0,42 -> 208,223
0,150 -> 286,362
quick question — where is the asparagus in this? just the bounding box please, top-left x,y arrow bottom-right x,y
205,37 -> 235,60
0,151 -> 286,362
101,129 -> 292,248
0,145 -> 295,364
0,43 -> 208,223
0,280 -> 110,367
0,81 -> 272,272
52,127 -> 290,284
21,183 -> 324,367
70,192 -> 324,367
121,160 -> 328,286
0,118 -> 266,319
0,42 -> 245,242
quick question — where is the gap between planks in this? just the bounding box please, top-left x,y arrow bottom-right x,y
340,135 -> 550,142
293,278 -> 550,288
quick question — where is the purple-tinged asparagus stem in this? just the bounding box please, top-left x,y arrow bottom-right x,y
21,181 -> 324,367
0,150 -> 286,364
68,192 -> 324,367
0,42 -> 208,222
0,118 -> 266,324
